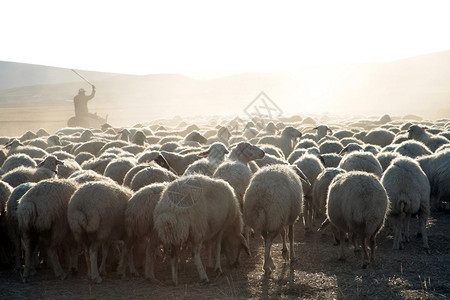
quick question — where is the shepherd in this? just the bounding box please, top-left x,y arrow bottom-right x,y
74,85 -> 96,118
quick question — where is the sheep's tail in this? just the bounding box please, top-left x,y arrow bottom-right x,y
68,210 -> 88,236
244,208 -> 265,236
154,211 -> 189,247
17,201 -> 36,231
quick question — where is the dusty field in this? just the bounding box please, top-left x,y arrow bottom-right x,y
1,210 -> 449,300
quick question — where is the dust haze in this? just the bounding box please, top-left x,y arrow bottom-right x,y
0,50 -> 449,136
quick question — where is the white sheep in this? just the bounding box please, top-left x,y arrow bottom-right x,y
363,128 -> 395,147
1,153 -> 37,172
0,180 -> 13,266
321,153 -> 342,168
258,126 -> 302,158
68,169 -> 115,184
57,158 -> 82,179
243,164 -> 305,275
293,154 -> 324,232
68,181 -> 133,283
394,140 -> 432,158
311,168 -> 346,228
319,140 -> 344,154
159,151 -> 201,175
1,155 -> 64,187
313,125 -> 333,141
376,152 -> 402,171
153,175 -> 249,285
5,139 -> 48,159
117,182 -> 168,281
321,171 -> 388,268
338,151 -> 383,177
408,125 -> 449,152
6,182 -> 35,271
184,142 -> 229,176
103,157 -> 137,185
417,149 -> 450,211
130,165 -> 178,191
17,179 -> 79,281
74,152 -> 95,165
381,157 -> 430,250
72,140 -> 107,156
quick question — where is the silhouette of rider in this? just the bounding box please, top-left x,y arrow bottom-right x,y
74,86 -> 96,118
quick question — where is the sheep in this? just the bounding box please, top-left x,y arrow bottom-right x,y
258,126 -> 302,158
313,125 -> 333,141
320,171 -> 388,268
131,130 -> 146,146
340,137 -> 364,147
294,154 -> 324,232
117,182 -> 168,281
376,152 -> 402,171
57,158 -> 82,179
243,164 -> 305,275
1,155 -> 64,187
74,152 -> 95,165
81,155 -> 116,175
68,181 -> 133,283
380,157 -> 430,250
97,140 -> 130,156
5,139 -> 48,159
363,128 -> 395,147
321,153 -> 341,168
6,182 -> 36,271
130,165 -> 178,192
311,168 -> 346,226
103,157 -> 137,185
159,151 -> 201,175
0,180 -> 13,265
206,126 -> 232,146
153,175 -> 249,285
408,125 -> 449,152
68,169 -> 115,184
394,140 -> 432,158
417,149 -> 450,211
254,153 -> 288,168
184,142 -> 229,176
333,130 -> 354,140
294,139 -> 318,150
339,143 -> 364,155
51,150 -> 75,161
363,144 -> 381,155
319,140 -> 344,154
1,153 -> 37,172
17,179 -> 79,282
338,151 -> 383,177
72,140 -> 107,156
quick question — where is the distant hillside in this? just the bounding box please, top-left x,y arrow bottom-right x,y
0,61 -> 117,89
0,50 -> 449,124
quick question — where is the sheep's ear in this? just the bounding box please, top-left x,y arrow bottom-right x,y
326,126 -> 333,135
339,146 -> 348,155
198,150 -> 210,157
37,161 -> 44,168
292,166 -> 311,186
239,234 -> 250,257
154,154 -> 172,172
318,219 -> 330,231
318,155 -> 327,167
224,149 -> 230,154
313,126 -> 318,130
57,159 -> 65,166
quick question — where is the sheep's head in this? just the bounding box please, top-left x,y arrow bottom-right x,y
407,125 -> 426,140
222,231 -> 250,268
80,130 -> 94,142
185,131 -> 207,144
4,139 -> 23,149
198,142 -> 229,161
47,135 -> 62,146
132,131 -> 146,146
37,155 -> 64,174
282,126 -> 302,141
339,143 -> 363,156
264,122 -> 277,134
314,125 -> 333,140
231,142 -> 265,163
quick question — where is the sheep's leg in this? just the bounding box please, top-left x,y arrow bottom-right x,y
129,246 -> 139,277
418,207 -> 429,250
403,213 -> 411,243
392,216 -> 402,250
99,243 -> 109,275
214,233 -> 224,274
89,242 -> 102,284
288,224 -> 295,263
337,231 -> 345,261
303,197 -> 312,233
369,235 -> 376,263
22,234 -> 32,282
170,245 -> 179,286
192,242 -> 209,283
13,235 -> 21,271
280,227 -> 289,262
262,231 -> 277,275
144,238 -> 158,282
361,237 -> 370,269
68,245 -> 79,274
47,246 -> 66,280
117,240 -> 129,279
206,240 -> 214,269
84,246 -> 91,279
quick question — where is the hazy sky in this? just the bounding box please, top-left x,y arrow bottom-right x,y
2,0 -> 450,79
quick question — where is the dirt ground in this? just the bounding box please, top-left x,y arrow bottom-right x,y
1,210 -> 449,300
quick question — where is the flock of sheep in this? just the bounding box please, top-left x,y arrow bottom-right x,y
0,113 -> 449,286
